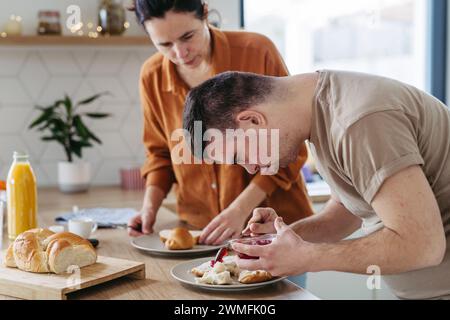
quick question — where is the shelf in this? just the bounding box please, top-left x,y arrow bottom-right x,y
0,35 -> 153,46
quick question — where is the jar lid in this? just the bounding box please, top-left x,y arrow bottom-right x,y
39,11 -> 60,17
13,151 -> 29,161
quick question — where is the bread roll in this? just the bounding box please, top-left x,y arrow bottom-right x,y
238,270 -> 273,284
4,228 -> 97,274
159,228 -> 200,250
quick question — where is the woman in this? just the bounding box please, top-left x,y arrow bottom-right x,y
127,0 -> 313,246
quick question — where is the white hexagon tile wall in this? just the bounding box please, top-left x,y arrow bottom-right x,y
0,45 -> 156,186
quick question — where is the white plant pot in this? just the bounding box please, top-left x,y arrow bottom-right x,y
58,161 -> 91,193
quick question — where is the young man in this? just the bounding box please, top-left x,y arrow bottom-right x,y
183,70 -> 450,299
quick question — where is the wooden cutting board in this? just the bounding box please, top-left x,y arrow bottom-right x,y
0,255 -> 146,300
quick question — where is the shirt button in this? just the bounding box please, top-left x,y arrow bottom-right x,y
211,183 -> 217,190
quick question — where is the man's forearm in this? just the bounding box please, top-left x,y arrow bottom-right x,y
308,226 -> 441,275
290,197 -> 362,243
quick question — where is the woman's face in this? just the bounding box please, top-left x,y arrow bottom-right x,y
144,10 -> 210,69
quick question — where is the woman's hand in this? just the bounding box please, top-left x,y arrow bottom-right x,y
200,182 -> 268,245
232,217 -> 315,277
242,208 -> 279,236
128,185 -> 165,237
127,207 -> 158,237
199,206 -> 249,245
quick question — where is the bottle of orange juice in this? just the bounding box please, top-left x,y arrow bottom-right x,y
7,152 -> 38,240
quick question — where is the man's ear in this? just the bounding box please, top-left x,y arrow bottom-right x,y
203,2 -> 209,18
236,110 -> 267,127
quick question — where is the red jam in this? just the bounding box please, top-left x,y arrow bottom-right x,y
236,239 -> 272,260
210,247 -> 228,267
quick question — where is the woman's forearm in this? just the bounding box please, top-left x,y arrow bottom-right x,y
142,185 -> 166,212
228,182 -> 267,214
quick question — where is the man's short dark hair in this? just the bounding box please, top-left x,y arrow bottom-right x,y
183,71 -> 274,158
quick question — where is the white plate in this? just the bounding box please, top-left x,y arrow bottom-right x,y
131,234 -> 223,257
171,257 -> 287,291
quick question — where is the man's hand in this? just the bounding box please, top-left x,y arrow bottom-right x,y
242,208 -> 279,236
200,206 -> 248,245
233,217 -> 314,277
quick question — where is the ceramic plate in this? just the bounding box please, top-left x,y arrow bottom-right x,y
170,257 -> 287,291
131,234 -> 223,257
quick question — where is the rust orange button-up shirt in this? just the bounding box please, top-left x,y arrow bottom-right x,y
140,28 -> 313,228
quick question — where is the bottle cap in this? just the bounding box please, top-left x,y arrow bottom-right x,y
13,151 -> 28,160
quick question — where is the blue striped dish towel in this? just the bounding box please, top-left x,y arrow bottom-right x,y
55,207 -> 138,228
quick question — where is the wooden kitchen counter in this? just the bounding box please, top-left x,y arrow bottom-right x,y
0,187 -> 318,300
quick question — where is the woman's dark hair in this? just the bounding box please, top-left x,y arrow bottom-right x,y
128,0 -> 205,25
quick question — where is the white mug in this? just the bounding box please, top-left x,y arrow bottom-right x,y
68,218 -> 97,239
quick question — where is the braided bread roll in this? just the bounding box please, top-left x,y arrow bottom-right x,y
5,228 -> 97,274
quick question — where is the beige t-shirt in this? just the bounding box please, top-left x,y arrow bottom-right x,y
309,70 -> 450,300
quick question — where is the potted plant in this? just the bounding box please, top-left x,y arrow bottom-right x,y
29,93 -> 110,193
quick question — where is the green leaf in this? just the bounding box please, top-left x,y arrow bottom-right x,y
63,94 -> 73,116
53,99 -> 66,109
85,127 -> 101,144
41,136 -> 57,141
83,113 -> 111,119
36,103 -> 59,112
41,134 -> 66,146
75,92 -> 110,107
73,116 -> 102,144
73,115 -> 89,139
29,109 -> 55,129
70,139 -> 93,159
79,140 -> 93,147
71,142 -> 82,158
48,118 -> 67,133
38,122 -> 52,132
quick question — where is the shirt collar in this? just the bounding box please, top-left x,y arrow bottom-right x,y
161,26 -> 231,95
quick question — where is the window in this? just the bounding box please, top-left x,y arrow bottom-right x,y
244,0 -> 428,90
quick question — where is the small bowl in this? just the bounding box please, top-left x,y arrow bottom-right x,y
229,234 -> 276,259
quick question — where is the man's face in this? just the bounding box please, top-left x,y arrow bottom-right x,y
204,127 -> 299,176
233,123 -> 301,175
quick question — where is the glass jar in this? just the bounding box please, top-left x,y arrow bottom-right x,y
37,10 -> 62,35
7,152 -> 38,240
0,200 -> 5,250
98,0 -> 126,35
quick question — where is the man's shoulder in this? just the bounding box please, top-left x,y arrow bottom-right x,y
323,70 -> 420,128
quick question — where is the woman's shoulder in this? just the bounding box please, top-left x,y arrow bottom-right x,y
140,52 -> 165,78
223,30 -> 277,52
